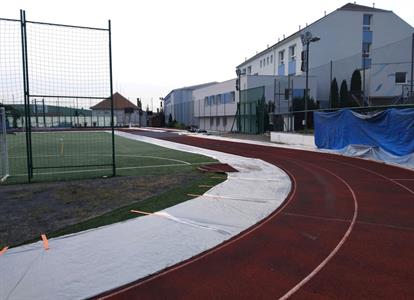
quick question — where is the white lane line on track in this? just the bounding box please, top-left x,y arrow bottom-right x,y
282,212 -> 351,223
282,212 -> 414,232
279,163 -> 359,300
97,166 -> 298,300
324,158 -> 414,195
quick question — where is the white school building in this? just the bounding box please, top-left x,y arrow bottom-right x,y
163,3 -> 414,132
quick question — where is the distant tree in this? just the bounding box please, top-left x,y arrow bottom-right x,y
330,78 -> 339,108
3,104 -> 21,128
339,80 -> 349,107
350,69 -> 362,100
291,96 -> 320,131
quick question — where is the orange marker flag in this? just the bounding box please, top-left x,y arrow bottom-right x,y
41,234 -> 49,250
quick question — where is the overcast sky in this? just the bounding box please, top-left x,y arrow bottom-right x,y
2,0 -> 413,110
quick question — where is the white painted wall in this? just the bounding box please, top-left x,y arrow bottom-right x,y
193,79 -> 238,131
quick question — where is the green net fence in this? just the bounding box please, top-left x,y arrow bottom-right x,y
0,11 -> 115,184
237,86 -> 266,134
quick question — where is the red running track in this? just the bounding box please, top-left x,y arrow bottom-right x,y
97,132 -> 414,299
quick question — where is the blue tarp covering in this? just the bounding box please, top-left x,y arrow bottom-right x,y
314,108 -> 414,156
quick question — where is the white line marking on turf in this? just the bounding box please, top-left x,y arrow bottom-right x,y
8,154 -> 193,166
9,161 -> 216,177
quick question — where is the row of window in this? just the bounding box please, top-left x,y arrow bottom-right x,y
260,54 -> 273,68
204,92 -> 235,106
208,116 -> 228,127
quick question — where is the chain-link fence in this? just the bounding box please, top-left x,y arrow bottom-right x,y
0,11 -> 115,183
272,34 -> 414,133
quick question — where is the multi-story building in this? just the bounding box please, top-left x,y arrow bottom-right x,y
163,82 -> 216,127
163,3 -> 413,132
237,3 -> 414,106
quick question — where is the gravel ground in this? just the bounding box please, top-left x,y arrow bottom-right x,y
0,173 -> 200,246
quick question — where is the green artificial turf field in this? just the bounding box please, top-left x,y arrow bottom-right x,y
3,131 -> 217,184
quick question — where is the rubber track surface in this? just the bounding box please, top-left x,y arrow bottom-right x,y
99,132 -> 414,299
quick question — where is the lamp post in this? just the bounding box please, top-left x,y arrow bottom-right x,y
362,52 -> 368,107
235,68 -> 241,132
302,34 -> 320,134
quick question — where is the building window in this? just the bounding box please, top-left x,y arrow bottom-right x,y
289,45 -> 296,61
216,94 -> 222,105
363,14 -> 372,31
210,117 -> 214,126
231,91 -> 236,102
216,117 -> 220,126
362,42 -> 371,56
267,57 -> 270,65
260,60 -> 262,68
247,66 -> 252,75
242,68 -> 246,74
279,50 -> 285,65
284,89 -> 290,100
270,55 -> 273,63
395,72 -> 407,84
223,117 -> 227,127
204,97 -> 208,106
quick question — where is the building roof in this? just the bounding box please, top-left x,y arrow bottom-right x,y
90,92 -> 138,110
163,82 -> 218,101
237,3 -> 391,68
338,3 -> 391,13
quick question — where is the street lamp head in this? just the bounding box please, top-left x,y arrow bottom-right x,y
310,36 -> 320,43
235,69 -> 241,77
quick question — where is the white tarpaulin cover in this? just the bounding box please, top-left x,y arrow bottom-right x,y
183,132 -> 414,170
323,144 -> 414,169
0,131 -> 291,300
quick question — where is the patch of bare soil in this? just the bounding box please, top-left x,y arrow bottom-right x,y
0,173 -> 200,247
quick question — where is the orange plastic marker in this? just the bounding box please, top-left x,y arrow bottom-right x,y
130,210 -> 152,216
41,234 -> 49,250
0,246 -> 9,256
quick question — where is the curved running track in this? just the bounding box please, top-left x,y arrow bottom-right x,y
97,131 -> 414,299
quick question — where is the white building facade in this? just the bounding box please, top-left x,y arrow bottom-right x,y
163,3 -> 413,132
237,3 -> 414,106
193,79 -> 238,132
163,82 -> 216,127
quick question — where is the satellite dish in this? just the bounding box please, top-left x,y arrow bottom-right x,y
305,31 -> 313,40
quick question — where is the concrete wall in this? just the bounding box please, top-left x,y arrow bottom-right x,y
270,132 -> 315,147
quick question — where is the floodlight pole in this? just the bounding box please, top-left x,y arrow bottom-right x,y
305,42 -> 309,134
362,53 -> 366,107
304,36 -> 320,134
411,32 -> 414,98
236,68 -> 241,132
